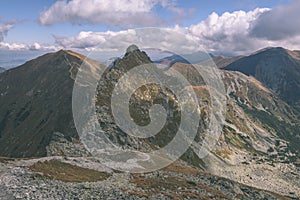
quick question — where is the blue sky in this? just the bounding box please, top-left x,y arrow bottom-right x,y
0,0 -> 299,66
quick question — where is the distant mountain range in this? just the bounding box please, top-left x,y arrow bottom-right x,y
154,51 -> 214,67
0,46 -> 299,198
0,67 -> 5,73
0,50 -> 52,70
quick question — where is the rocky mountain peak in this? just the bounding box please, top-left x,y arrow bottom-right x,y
126,44 -> 139,54
111,44 -> 152,71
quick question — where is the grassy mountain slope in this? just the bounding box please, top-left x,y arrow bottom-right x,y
0,50 -> 82,157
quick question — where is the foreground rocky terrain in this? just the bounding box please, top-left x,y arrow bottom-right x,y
2,136 -> 297,199
0,155 -> 292,200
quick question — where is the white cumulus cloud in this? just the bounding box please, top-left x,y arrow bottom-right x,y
54,27 -> 201,56
188,8 -> 270,55
39,0 -> 175,27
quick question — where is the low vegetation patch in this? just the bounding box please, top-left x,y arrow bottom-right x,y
162,162 -> 203,176
130,172 -> 229,199
29,159 -> 111,182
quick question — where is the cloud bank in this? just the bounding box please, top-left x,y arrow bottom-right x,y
4,0 -> 300,55
54,27 -> 198,55
0,41 -> 59,51
53,8 -> 271,55
52,1 -> 300,56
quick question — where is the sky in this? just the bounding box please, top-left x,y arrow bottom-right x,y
0,0 -> 299,67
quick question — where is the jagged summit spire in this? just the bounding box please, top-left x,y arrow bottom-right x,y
126,44 -> 139,54
110,44 -> 152,71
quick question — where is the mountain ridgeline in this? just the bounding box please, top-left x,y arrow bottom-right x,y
0,46 -> 299,162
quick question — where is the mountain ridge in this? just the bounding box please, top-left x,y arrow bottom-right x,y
224,47 -> 300,108
0,50 -> 83,157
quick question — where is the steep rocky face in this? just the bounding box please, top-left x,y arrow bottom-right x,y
224,47 -> 300,108
97,47 -> 181,146
0,50 -> 82,157
96,46 -> 300,170
96,46 -> 207,169
220,71 -> 300,161
112,44 -> 152,71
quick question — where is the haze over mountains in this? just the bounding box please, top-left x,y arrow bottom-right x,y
0,46 -> 299,198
